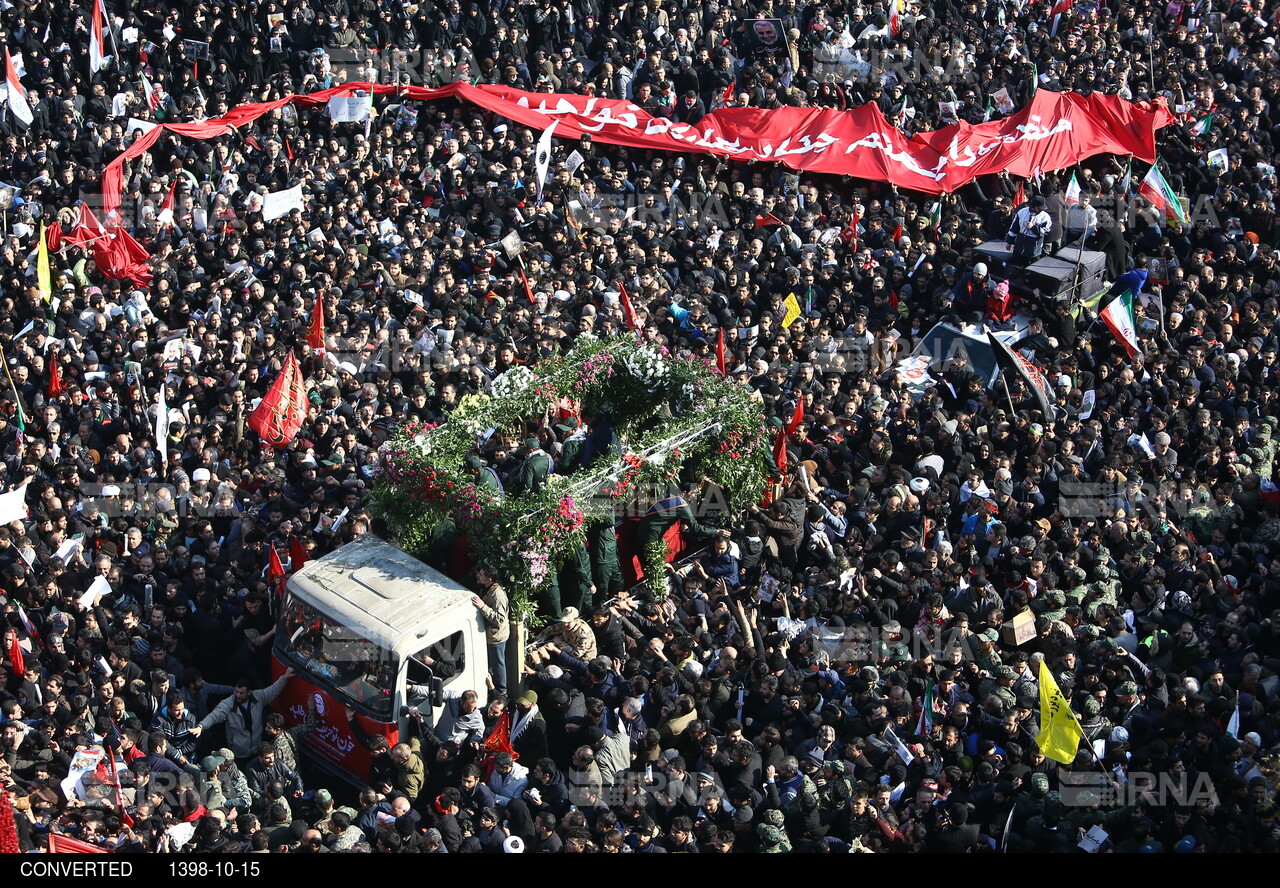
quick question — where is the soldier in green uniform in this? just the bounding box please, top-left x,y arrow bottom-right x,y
510,437 -> 552,497
555,417 -> 587,476
1080,696 -> 1113,744
557,541 -> 595,614
1249,420 -> 1276,477
635,481 -> 718,548
982,665 -> 1018,711
464,455 -> 503,495
587,519 -> 623,601
972,628 -> 1003,676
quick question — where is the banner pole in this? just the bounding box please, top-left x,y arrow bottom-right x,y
1000,374 -> 1017,415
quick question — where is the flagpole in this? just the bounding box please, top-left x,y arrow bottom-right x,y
102,0 -> 123,63
1000,374 -> 1017,415
0,340 -> 24,429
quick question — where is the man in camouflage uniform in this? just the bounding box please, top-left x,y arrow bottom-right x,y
264,699 -> 318,773
972,629 -> 1003,676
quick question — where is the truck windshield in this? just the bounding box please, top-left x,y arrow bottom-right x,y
276,594 -> 399,719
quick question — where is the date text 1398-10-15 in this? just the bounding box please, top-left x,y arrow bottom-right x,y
169,861 -> 262,878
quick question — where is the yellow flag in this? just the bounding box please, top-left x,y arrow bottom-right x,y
36,221 -> 51,303
1036,659 -> 1083,764
781,293 -> 801,329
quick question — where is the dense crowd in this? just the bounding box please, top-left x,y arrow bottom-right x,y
1,0 -> 1280,856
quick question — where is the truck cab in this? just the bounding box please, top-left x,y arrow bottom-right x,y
271,535 -> 487,781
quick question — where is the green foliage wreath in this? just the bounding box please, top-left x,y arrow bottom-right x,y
373,334 -> 771,623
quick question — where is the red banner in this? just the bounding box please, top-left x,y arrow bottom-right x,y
305,294 -> 325,357
48,832 -> 109,853
97,84 -> 1171,219
247,352 -> 308,449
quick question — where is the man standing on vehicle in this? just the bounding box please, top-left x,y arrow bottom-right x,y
471,565 -> 510,697
437,689 -> 485,747
191,667 -> 296,760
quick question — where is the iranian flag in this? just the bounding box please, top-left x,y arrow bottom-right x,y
915,683 -> 936,737
89,0 -> 109,74
930,201 -> 942,235
140,72 -> 160,111
1098,269 -> 1146,358
1189,112 -> 1213,137
1064,171 -> 1081,205
3,50 -> 32,128
1138,162 -> 1190,225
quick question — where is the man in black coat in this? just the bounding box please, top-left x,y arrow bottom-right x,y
928,802 -> 981,853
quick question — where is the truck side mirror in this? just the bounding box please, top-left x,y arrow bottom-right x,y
431,677 -> 444,709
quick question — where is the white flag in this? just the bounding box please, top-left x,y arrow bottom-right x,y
499,230 -> 523,258
261,184 -> 306,221
0,483 -> 28,525
156,384 -> 169,466
534,119 -> 559,204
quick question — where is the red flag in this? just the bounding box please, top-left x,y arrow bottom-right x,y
47,351 -> 66,398
104,741 -> 134,829
1050,0 -> 1073,16
268,544 -> 287,600
247,352 -> 309,449
556,397 -> 579,423
48,832 -> 109,853
785,398 -> 804,437
1014,179 -> 1026,208
841,209 -> 859,249
519,266 -> 536,304
45,221 -> 62,253
482,710 -> 516,759
288,535 -> 309,573
755,212 -> 783,229
892,221 -> 903,242
618,281 -> 642,334
284,138 -> 295,162
715,327 -> 726,376
306,294 -> 325,356
157,177 -> 177,228
6,631 -> 23,677
772,430 -> 789,477
479,710 -> 518,780
721,81 -> 734,105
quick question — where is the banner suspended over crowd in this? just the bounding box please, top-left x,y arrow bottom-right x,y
99,82 -> 1172,219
